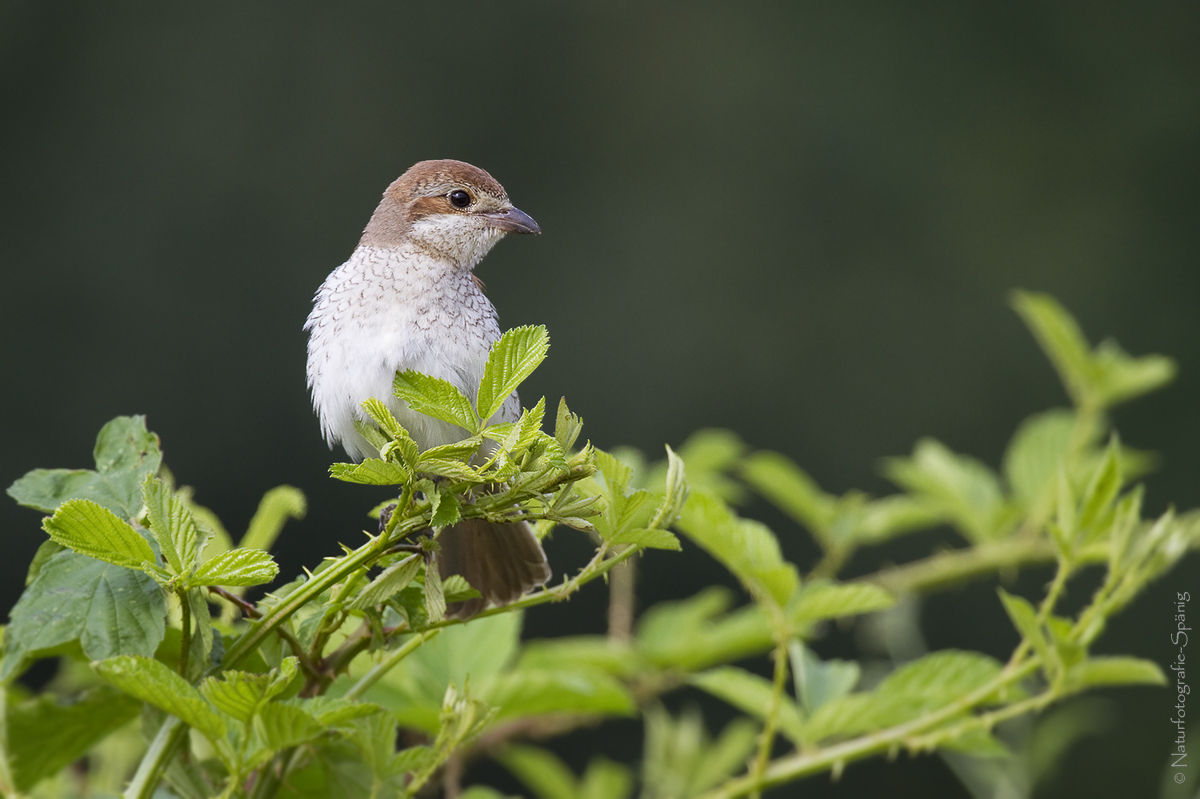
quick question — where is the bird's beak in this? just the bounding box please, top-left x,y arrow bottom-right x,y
481,206 -> 541,235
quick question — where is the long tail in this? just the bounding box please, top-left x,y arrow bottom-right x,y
436,519 -> 551,618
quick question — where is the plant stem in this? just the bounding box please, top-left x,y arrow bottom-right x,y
345,629 -> 441,701
123,717 -> 187,799
695,658 -> 1041,799
749,642 -> 790,799
178,592 -> 191,678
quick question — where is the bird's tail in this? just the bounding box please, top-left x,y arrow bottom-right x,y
436,519 -> 551,618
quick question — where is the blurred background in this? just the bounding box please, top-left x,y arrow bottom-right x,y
2,3 -> 1198,797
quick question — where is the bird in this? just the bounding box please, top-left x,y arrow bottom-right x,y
304,159 -> 551,618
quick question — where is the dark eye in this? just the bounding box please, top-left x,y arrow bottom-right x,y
448,189 -> 471,209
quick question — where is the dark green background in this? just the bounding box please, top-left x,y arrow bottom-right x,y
2,3 -> 1197,797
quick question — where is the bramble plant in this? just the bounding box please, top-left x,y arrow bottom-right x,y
1,293 -> 1194,799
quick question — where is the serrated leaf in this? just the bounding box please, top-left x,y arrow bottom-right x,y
648,445 -> 688,530
2,550 -> 166,678
6,417 -> 161,519
200,670 -> 273,723
41,499 -> 158,573
192,547 -> 279,587
293,696 -> 385,728
787,581 -> 894,628
689,667 -> 804,745
254,702 -> 324,753
330,459 -> 412,486
393,371 -> 479,434
143,477 -> 202,575
351,555 -> 421,610
416,458 -> 481,481
883,439 -> 1014,543
676,493 -> 798,608
875,650 -> 1005,701
554,397 -> 583,452
608,527 -> 682,550
431,489 -> 462,529
93,655 -> 225,742
1065,656 -> 1166,689
476,326 -> 549,423
7,687 -> 141,792
421,438 -> 484,463
424,565 -> 446,624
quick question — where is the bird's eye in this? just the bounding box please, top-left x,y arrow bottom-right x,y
448,189 -> 472,209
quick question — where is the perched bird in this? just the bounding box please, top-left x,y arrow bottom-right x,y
305,159 -> 551,617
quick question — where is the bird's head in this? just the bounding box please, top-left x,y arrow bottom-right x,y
359,159 -> 540,269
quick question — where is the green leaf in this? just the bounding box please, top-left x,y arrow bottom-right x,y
2,551 -> 166,678
424,566 -> 446,624
690,717 -> 760,793
874,650 -> 1005,702
787,581 -> 894,629
485,669 -> 636,721
517,637 -> 642,678
143,477 -> 203,575
676,492 -> 798,608
672,428 -> 747,503
579,758 -> 634,799
498,744 -> 577,799
361,398 -> 421,467
883,438 -> 1015,543
330,459 -> 412,486
1065,656 -> 1166,689
635,587 -> 773,671
647,445 -> 689,530
357,614 -> 520,733
1002,409 -> 1078,508
430,489 -> 462,530
476,325 -> 550,422
554,397 -> 584,452
1011,291 -> 1097,407
740,451 -> 835,537
343,712 -> 412,780
7,687 -> 141,792
254,702 -> 325,753
1078,437 -> 1122,536
607,527 -> 681,550
6,416 -> 161,519
289,696 -> 383,728
41,499 -> 158,573
788,640 -> 859,714
201,670 -> 273,724
1012,291 -> 1176,409
393,371 -> 479,434
689,667 -> 805,745
192,547 -> 279,587
998,588 -> 1051,666
351,555 -> 421,610
93,655 -> 226,742
240,485 -> 306,551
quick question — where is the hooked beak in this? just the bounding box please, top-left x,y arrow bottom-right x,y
481,205 -> 541,235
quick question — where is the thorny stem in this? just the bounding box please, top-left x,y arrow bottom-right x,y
696,657 -> 1043,799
